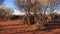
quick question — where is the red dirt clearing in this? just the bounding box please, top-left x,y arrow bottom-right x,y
0,20 -> 21,25
0,29 -> 60,34
0,20 -> 60,34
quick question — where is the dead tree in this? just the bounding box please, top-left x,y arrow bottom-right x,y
14,0 -> 59,29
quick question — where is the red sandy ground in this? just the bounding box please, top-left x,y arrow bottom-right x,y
0,20 -> 20,25
0,20 -> 60,34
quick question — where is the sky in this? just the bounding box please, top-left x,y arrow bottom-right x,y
3,0 -> 24,15
2,0 -> 60,14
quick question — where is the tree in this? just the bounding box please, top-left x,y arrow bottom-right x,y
14,0 -> 59,28
48,0 -> 60,14
0,8 -> 5,18
2,7 -> 14,17
0,6 -> 14,20
40,0 -> 60,15
14,0 -> 60,30
14,0 -> 43,25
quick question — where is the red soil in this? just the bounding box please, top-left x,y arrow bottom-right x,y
0,20 -> 60,34
0,20 -> 20,25
0,29 -> 60,34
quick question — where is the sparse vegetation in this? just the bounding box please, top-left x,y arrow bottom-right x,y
0,0 -> 60,34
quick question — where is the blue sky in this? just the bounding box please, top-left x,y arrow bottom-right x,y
2,0 -> 60,14
3,0 -> 24,15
